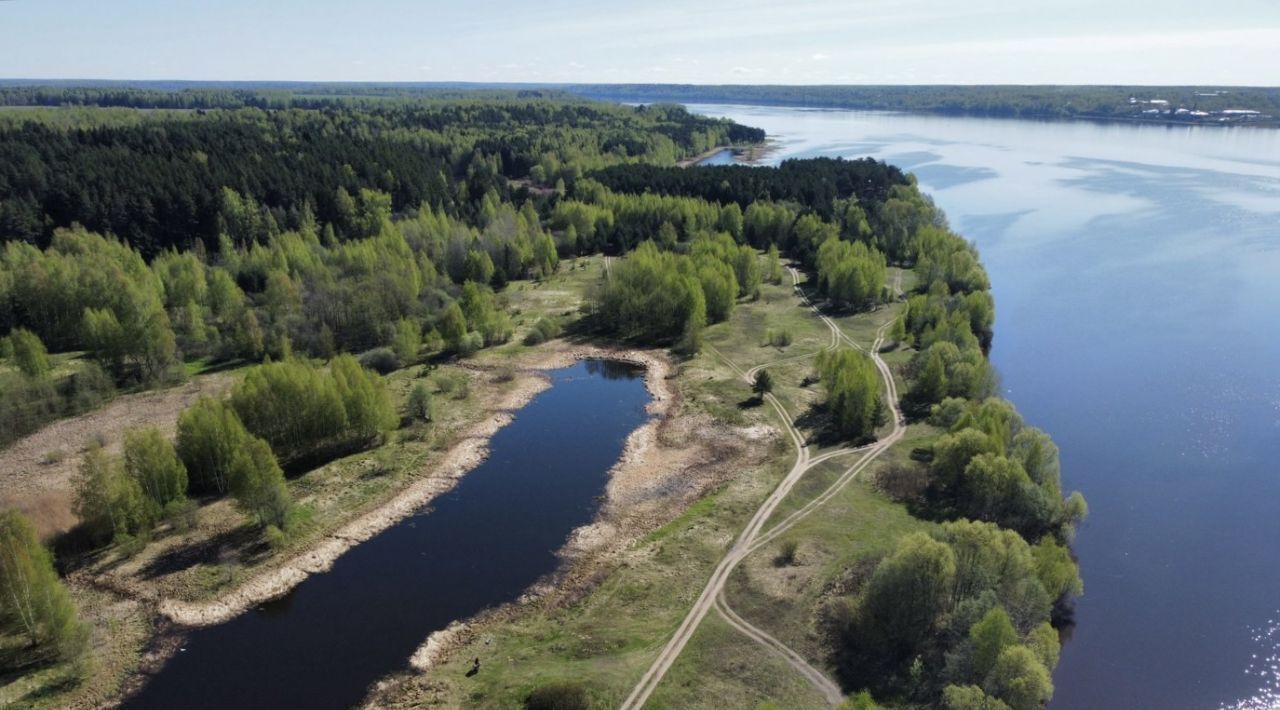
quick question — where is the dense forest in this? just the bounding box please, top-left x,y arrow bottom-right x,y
0,91 -> 761,253
0,88 -> 1081,708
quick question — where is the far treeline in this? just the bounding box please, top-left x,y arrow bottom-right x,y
568,83 -> 1280,125
0,88 -> 1080,708
4,82 -> 1276,125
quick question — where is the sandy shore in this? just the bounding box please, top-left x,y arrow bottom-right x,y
156,344 -> 674,627
395,347 -> 782,677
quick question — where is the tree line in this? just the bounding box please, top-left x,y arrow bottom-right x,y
590,157 -> 908,222
563,83 -> 1280,124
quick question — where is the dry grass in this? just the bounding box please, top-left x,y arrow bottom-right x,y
0,373 -> 236,538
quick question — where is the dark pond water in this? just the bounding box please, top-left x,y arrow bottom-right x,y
125,360 -> 651,710
690,104 -> 1280,709
696,147 -> 738,166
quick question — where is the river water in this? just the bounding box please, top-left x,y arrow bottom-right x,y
691,104 -> 1280,709
125,360 -> 651,709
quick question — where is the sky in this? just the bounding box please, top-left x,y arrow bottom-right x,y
1,0 -> 1278,85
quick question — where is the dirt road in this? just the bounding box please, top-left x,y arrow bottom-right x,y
620,268 -> 906,708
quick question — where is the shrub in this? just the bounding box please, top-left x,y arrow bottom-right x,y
456,331 -> 483,357
358,347 -> 402,375
64,361 -> 116,414
525,682 -> 590,710
874,463 -> 929,503
764,328 -> 793,348
406,382 -> 433,422
523,316 -> 563,346
264,524 -> 287,551
775,539 -> 800,567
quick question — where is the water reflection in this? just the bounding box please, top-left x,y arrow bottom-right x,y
1220,614 -> 1280,710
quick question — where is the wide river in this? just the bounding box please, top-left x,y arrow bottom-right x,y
126,360 -> 651,709
690,104 -> 1280,709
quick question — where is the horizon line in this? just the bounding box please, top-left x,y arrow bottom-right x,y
1,78 -> 1278,90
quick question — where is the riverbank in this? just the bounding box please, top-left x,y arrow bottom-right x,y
360,264 -> 858,708
93,344 -> 677,631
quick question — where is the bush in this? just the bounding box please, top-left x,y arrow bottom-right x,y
523,316 -> 563,346
0,372 -> 59,446
874,463 -> 929,503
358,347 -> 402,375
63,361 -> 116,414
264,524 -> 287,551
775,539 -> 800,567
525,682 -> 590,710
406,382 -> 434,422
764,328 -> 793,348
456,331 -> 483,357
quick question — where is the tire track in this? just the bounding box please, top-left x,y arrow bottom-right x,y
620,267 -> 909,709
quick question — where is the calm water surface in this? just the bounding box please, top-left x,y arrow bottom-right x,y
690,104 -> 1280,710
126,360 -> 651,709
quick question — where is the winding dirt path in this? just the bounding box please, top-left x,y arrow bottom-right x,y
620,268 -> 907,709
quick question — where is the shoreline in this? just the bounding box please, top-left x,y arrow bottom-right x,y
383,357 -> 783,692
676,141 -> 780,168
152,344 -> 674,628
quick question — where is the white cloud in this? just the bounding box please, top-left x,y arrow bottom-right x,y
811,52 -> 830,61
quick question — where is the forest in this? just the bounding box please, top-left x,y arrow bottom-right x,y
0,90 -> 759,252
0,89 -> 1080,709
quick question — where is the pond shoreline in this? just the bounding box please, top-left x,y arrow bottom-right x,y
150,344 -> 675,628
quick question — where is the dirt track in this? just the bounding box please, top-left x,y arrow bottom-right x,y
620,268 -> 906,709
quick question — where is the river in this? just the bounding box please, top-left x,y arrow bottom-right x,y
125,360 -> 651,709
690,104 -> 1280,710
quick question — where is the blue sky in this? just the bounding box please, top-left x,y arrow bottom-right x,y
1,0 -> 1278,85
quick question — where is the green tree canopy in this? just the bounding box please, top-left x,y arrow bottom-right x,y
123,426 -> 188,511
817,348 -> 882,440
0,510 -> 87,662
